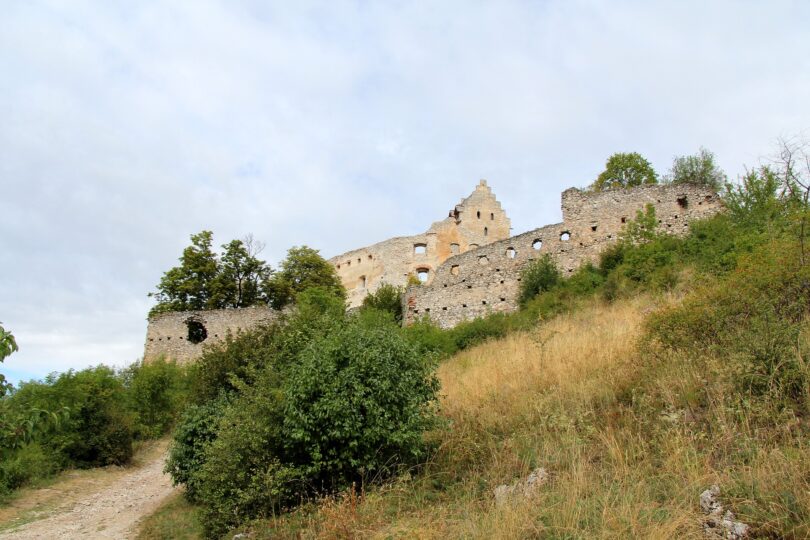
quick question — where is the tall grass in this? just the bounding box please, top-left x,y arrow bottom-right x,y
248,292 -> 810,539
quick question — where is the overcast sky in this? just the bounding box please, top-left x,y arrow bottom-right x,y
2,1 -> 809,383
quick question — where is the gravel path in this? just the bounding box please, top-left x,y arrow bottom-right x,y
0,443 -> 177,539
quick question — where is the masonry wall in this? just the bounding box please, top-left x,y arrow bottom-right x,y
403,184 -> 722,328
329,180 -> 511,307
143,306 -> 280,364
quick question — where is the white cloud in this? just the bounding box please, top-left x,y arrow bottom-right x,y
1,0 -> 809,382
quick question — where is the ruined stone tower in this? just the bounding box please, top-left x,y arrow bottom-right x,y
328,180 -> 511,307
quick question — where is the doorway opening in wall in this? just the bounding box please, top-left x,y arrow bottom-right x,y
416,268 -> 430,283
186,318 -> 208,344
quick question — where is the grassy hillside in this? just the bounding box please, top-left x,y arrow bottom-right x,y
240,289 -> 808,538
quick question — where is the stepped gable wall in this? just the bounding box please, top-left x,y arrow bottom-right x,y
403,183 -> 722,328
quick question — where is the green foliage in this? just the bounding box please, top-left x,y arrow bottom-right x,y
122,359 -> 190,439
165,396 -> 230,503
0,443 -> 59,497
591,152 -> 658,191
723,167 -> 786,233
150,232 -> 272,316
0,322 -> 18,397
171,307 -> 438,537
518,254 -> 561,306
646,238 -> 810,406
665,147 -> 726,190
361,283 -> 404,323
262,246 -> 346,310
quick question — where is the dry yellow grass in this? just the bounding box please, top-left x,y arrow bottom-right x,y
250,294 -> 810,539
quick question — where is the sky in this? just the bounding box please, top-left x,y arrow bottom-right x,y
2,0 -> 809,383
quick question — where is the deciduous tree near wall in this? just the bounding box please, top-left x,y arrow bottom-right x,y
591,152 -> 658,191
262,246 -> 346,309
665,147 -> 726,190
149,231 -> 273,315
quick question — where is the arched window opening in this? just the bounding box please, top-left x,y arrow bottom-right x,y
560,231 -> 571,242
451,265 -> 460,276
476,210 -> 481,219
506,247 -> 516,259
416,268 -> 430,283
450,243 -> 460,254
186,318 -> 208,344
532,239 -> 542,250
479,255 -> 489,265
484,227 -> 488,236
469,243 -> 479,250
490,212 -> 494,220
358,275 -> 367,289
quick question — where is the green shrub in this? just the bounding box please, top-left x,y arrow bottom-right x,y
165,396 -> 229,503
361,283 -> 404,323
518,254 -> 561,306
646,239 -> 810,405
402,316 -> 458,358
191,310 -> 439,537
123,359 -> 189,439
0,443 -> 58,496
13,366 -> 134,468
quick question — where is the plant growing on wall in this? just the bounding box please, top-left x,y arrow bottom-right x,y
591,152 -> 658,191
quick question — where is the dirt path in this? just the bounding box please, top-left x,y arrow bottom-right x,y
0,440 -> 178,539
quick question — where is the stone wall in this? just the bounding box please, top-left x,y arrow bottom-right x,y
403,183 -> 723,328
329,180 -> 511,307
143,306 -> 280,364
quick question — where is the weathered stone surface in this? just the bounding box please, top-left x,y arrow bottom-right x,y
142,181 -> 723,363
493,467 -> 549,506
329,179 -> 511,308
403,183 -> 723,328
143,306 -> 279,363
699,485 -> 750,539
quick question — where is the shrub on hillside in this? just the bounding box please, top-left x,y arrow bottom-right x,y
122,359 -> 189,439
361,283 -> 404,323
13,367 -> 134,467
518,254 -> 561,306
646,239 -> 810,405
190,310 -> 439,537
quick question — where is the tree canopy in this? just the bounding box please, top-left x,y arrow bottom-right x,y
591,152 -> 658,191
665,147 -> 726,190
149,234 -> 344,315
149,231 -> 271,316
262,246 -> 345,310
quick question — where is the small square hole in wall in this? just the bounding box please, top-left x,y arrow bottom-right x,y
500,280 -> 504,284
621,217 -> 627,224
442,307 -> 448,311
591,225 -> 598,232
482,300 -> 487,305
500,297 -> 506,302
462,303 -> 467,308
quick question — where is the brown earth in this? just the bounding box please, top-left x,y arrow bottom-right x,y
0,440 -> 177,539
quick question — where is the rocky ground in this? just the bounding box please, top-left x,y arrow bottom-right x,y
0,440 -> 177,539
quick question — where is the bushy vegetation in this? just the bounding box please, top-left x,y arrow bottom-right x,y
591,151 -> 658,191
361,283 -> 404,323
150,234 -> 344,315
0,359 -> 190,499
167,292 -> 439,537
224,143 -> 810,539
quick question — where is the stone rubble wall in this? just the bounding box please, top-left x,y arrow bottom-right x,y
329,180 -> 511,307
143,305 -> 279,363
403,184 -> 722,328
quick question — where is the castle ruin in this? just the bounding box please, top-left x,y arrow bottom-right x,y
143,180 -> 722,363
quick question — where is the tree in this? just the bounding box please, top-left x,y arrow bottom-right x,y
0,322 -> 18,397
213,236 -> 271,308
518,254 -> 561,306
150,231 -> 220,315
149,232 -> 273,316
591,152 -> 658,191
665,147 -> 726,190
263,246 -> 345,309
361,283 -> 404,323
